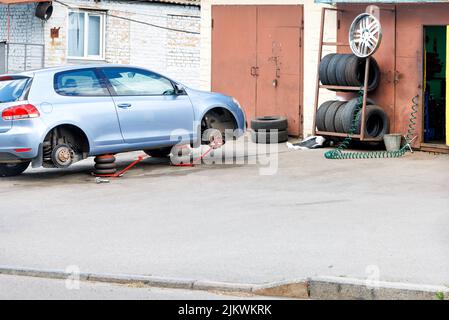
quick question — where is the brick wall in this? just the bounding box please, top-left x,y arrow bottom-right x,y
45,0 -> 201,88
0,3 -> 45,73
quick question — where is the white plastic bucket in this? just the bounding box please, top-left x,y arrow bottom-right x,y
383,134 -> 402,152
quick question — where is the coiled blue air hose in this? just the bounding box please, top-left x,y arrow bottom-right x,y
324,91 -> 419,159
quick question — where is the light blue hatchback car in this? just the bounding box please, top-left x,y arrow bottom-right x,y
0,64 -> 246,177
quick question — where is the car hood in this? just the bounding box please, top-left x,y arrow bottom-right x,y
185,87 -> 231,102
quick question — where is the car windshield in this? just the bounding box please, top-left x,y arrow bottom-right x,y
0,78 -> 30,103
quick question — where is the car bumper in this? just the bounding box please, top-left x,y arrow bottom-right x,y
0,123 -> 44,162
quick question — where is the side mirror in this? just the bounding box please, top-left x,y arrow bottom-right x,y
174,83 -> 187,95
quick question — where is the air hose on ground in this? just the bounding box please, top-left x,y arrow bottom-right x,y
324,91 -> 419,159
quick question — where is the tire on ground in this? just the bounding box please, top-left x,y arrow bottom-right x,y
355,105 -> 389,138
316,100 -> 335,131
0,161 -> 30,177
319,54 -> 335,85
251,116 -> 288,131
324,101 -> 345,132
251,129 -> 288,144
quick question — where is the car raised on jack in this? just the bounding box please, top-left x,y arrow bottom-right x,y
0,64 -> 246,177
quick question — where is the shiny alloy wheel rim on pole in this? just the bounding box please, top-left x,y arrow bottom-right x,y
349,13 -> 382,58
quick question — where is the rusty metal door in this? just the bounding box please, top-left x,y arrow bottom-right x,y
256,5 -> 303,136
211,6 -> 258,122
212,5 -> 303,136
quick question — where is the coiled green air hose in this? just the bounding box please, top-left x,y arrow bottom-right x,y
324,91 -> 419,160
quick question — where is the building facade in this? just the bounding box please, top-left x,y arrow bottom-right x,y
202,0 -> 449,150
0,0 -> 201,88
318,0 -> 449,151
200,0 -> 337,138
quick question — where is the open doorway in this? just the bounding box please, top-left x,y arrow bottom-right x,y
423,26 -> 447,145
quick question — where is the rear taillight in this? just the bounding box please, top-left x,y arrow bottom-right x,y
2,104 -> 40,120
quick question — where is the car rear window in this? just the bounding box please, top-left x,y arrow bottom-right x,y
0,77 -> 30,103
54,69 -> 109,96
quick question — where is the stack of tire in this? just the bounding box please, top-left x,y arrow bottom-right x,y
319,53 -> 380,91
316,53 -> 388,139
251,116 -> 288,144
316,98 -> 389,139
94,154 -> 117,175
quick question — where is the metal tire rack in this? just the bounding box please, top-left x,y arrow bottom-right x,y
312,7 -> 382,142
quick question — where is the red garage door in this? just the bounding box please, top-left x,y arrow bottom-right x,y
212,5 -> 303,136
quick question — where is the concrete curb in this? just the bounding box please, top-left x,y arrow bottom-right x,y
308,276 -> 449,300
0,266 -> 259,295
1,266 -> 448,300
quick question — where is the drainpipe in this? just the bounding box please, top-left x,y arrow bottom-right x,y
6,4 -> 10,73
6,4 -> 10,43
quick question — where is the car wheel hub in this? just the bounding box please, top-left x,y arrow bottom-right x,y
57,148 -> 71,163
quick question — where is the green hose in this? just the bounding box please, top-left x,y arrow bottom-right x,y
324,91 -> 418,160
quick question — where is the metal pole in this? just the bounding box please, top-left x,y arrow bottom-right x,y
24,44 -> 27,71
313,8 -> 326,136
360,57 -> 371,140
6,43 -> 9,73
6,4 -> 10,43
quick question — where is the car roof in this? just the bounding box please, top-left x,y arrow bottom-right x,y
3,64 -> 184,86
29,64 -> 148,75
3,64 -> 166,77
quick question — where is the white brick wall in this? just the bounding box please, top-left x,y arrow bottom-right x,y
200,0 -> 338,137
44,0 -> 201,88
0,3 -> 45,73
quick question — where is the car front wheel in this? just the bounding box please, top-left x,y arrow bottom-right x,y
0,161 -> 31,177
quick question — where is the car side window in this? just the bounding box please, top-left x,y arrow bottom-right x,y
54,69 -> 108,96
101,68 -> 175,96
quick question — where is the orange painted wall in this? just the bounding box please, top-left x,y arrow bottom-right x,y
338,3 -> 449,148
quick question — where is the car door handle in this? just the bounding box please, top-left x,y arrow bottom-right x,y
118,103 -> 132,109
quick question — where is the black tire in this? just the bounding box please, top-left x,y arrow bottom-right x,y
324,101 -> 345,132
94,162 -> 117,170
341,97 -> 375,133
355,105 -> 389,138
319,54 -> 335,85
334,102 -> 347,133
0,161 -> 30,177
94,155 -> 116,164
335,54 -> 352,86
316,100 -> 335,131
344,55 -> 360,87
344,55 -> 380,91
144,147 -> 172,158
251,116 -> 288,131
366,58 -> 381,92
94,168 -> 117,175
35,2 -> 53,21
251,130 -> 288,144
326,54 -> 342,85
